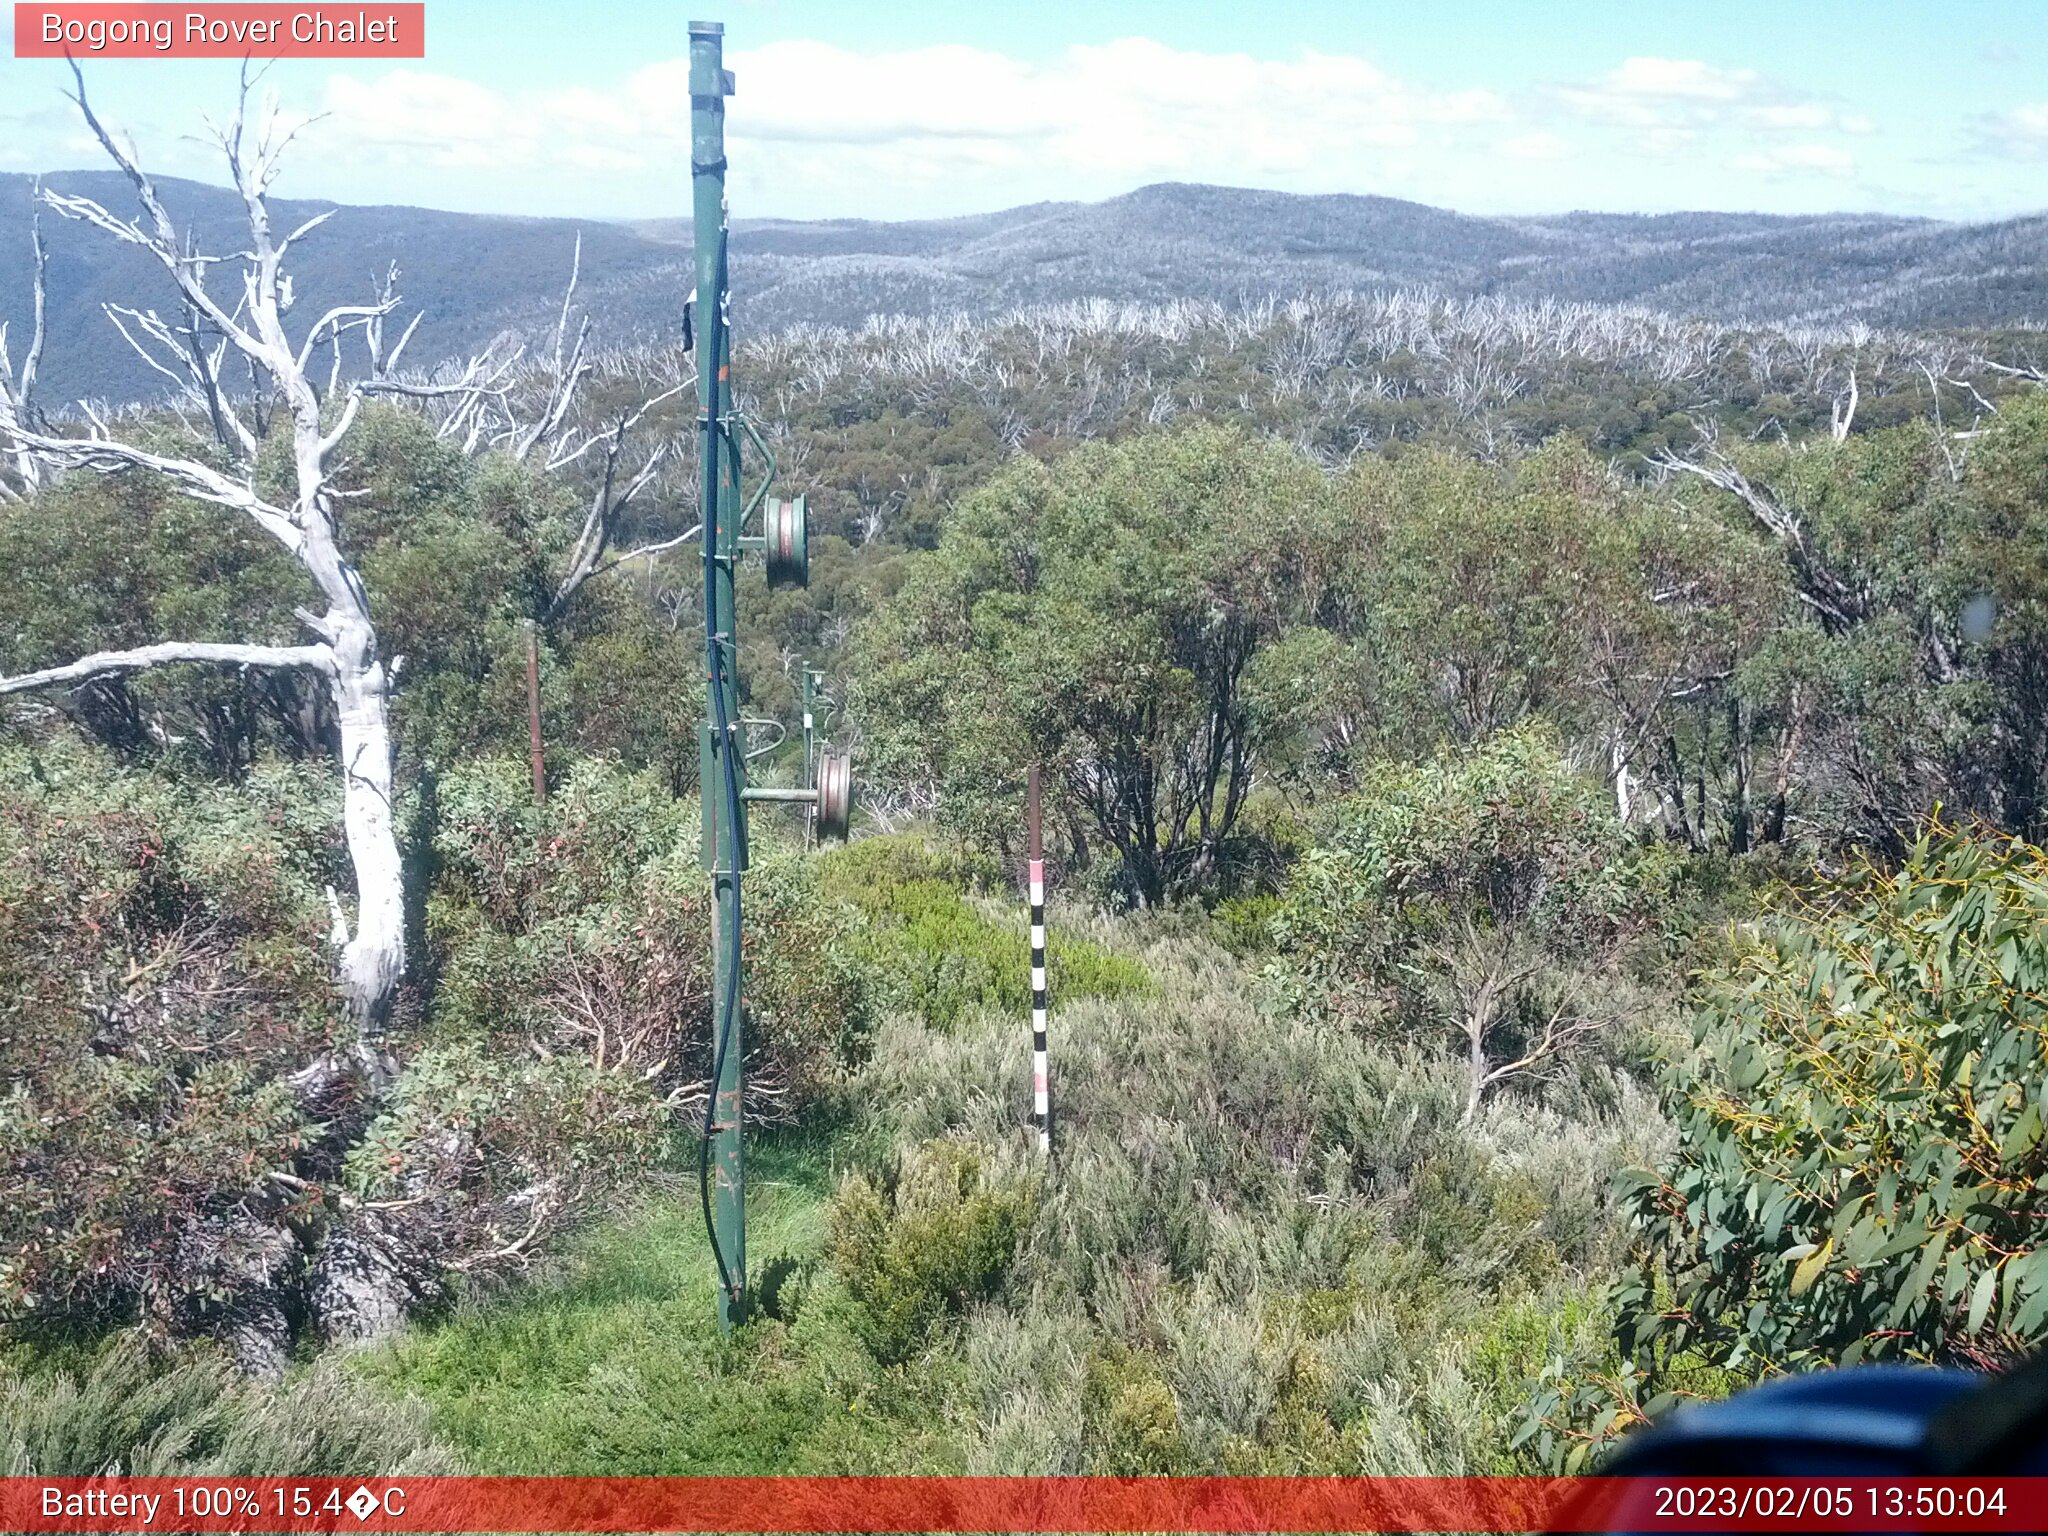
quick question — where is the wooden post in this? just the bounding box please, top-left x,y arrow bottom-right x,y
1027,763 -> 1050,1155
525,620 -> 547,805
802,667 -> 820,849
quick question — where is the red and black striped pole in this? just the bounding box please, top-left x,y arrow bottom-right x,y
1027,763 -> 1050,1155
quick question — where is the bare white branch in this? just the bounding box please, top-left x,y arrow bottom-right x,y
0,640 -> 334,697
2,418 -> 303,549
1653,425 -> 1865,634
1830,365 -> 1858,442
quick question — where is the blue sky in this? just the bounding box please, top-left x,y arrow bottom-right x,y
3,0 -> 2046,222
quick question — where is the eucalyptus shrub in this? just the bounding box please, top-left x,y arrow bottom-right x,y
1,743 -> 872,1356
1623,828 -> 2048,1372
424,756 -> 873,1122
0,740 -> 339,1336
1268,727 -> 1682,1112
1527,827 -> 2048,1469
1270,726 -> 1657,990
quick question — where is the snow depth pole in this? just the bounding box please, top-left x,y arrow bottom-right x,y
1027,764 -> 1051,1155
691,17 -> 747,1333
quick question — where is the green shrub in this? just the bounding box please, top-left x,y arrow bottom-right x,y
1211,893 -> 1283,957
818,834 -> 1149,1030
1082,1344 -> 1189,1473
1269,726 -> 1681,1115
0,742 -> 870,1353
345,1042 -> 671,1275
829,1139 -> 1035,1364
426,756 -> 870,1116
837,924 -> 1656,1475
1272,725 -> 1668,986
0,741 -> 338,1336
1619,827 -> 2048,1377
1,1336 -> 456,1475
1520,827 -> 2048,1472
814,828 -> 1004,906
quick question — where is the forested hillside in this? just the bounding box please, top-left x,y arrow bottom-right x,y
9,172 -> 2048,402
6,121 -> 2048,1484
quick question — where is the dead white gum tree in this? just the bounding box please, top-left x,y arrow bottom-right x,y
0,65 -> 495,1067
0,187 -> 48,500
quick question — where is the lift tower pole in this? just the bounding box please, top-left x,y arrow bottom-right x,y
690,18 -> 747,1332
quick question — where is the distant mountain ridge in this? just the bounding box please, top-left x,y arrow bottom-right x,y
4,174 -> 2045,404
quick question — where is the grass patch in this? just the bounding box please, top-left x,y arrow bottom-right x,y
3,1336 -> 456,1475
356,1132 -> 968,1474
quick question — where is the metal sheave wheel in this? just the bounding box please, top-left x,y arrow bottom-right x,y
814,751 -> 852,841
764,495 -> 809,589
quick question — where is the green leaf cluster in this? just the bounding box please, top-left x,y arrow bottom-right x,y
1617,827 -> 2048,1384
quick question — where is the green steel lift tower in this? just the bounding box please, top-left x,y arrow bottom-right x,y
690,19 -> 851,1332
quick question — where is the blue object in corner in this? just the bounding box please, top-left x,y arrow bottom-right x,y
1605,1366 -> 1984,1476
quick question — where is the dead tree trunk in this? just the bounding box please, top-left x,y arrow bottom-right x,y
0,65 -> 495,1054
0,189 -> 46,501
1653,429 -> 1867,637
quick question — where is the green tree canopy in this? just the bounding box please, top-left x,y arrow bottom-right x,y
1271,726 -> 1677,1114
0,406 -> 702,789
855,424 -> 1339,905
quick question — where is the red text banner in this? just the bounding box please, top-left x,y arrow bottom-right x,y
13,5 -> 425,58
4,1476 -> 2048,1533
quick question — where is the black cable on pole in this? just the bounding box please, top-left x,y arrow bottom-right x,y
696,226 -> 744,1314
699,629 -> 745,1311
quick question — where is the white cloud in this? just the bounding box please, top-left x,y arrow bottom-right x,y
322,71 -> 536,168
1561,57 -> 1761,126
10,35 -> 1969,222
1748,103 -> 1834,131
1730,143 -> 1857,178
1982,101 -> 2048,158
0,97 -> 109,170
1606,56 -> 1762,102
318,37 -> 1512,202
1560,56 -> 1863,138
1501,131 -> 1570,161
